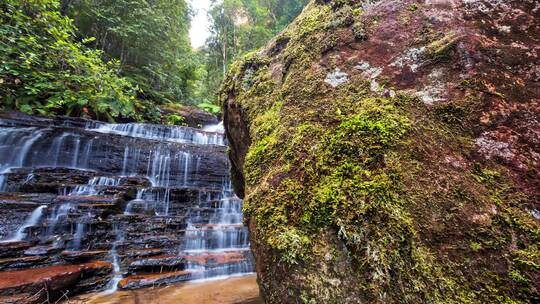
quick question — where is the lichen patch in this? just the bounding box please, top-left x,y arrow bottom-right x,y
324,68 -> 349,87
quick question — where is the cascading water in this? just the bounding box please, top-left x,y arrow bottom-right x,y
104,222 -> 125,294
0,174 -> 6,192
3,205 -> 47,242
0,115 -> 253,298
86,122 -> 226,145
69,176 -> 122,196
0,119 -> 223,194
47,203 -> 73,237
70,221 -> 86,250
180,178 -> 253,280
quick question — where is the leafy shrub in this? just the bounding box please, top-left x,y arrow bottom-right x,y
197,102 -> 221,114
0,0 -> 136,121
165,114 -> 186,126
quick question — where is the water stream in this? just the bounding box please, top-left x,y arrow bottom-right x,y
3,205 -> 47,242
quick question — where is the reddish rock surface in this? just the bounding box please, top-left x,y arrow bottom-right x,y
0,261 -> 112,303
317,0 -> 540,197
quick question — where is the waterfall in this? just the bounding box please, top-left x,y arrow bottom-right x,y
47,203 -> 72,237
0,127 -> 42,173
148,147 -> 172,188
71,137 -> 81,168
180,182 -> 253,280
0,174 -> 6,192
122,146 -> 130,176
70,221 -> 86,250
0,115 -> 253,295
3,205 -> 47,242
69,177 -> 121,196
203,122 -> 225,133
0,128 -> 93,191
103,223 -> 124,294
182,152 -> 190,186
49,133 -> 68,167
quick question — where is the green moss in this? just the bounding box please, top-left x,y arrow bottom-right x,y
434,103 -> 466,124
408,4 -> 419,12
472,163 -> 502,184
426,32 -> 460,60
470,241 -> 482,252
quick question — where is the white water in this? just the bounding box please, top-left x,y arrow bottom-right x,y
0,174 -> 6,192
4,205 -> 47,242
0,122 -> 212,196
69,177 -> 122,196
180,183 -> 252,279
70,221 -> 86,250
87,122 -> 225,145
103,223 -> 124,294
202,122 -> 225,133
0,128 -> 95,193
24,173 -> 35,184
0,128 -> 42,173
47,203 -> 72,236
127,188 -> 171,216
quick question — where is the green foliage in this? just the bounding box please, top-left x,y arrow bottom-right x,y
199,0 -> 309,103
0,0 -> 136,121
165,114 -> 186,126
64,0 -> 197,105
197,102 -> 221,114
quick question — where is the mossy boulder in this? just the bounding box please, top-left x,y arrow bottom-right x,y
220,0 -> 540,303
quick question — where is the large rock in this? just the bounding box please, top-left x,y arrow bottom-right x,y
221,0 -> 540,303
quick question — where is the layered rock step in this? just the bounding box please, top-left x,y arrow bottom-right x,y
0,261 -> 112,303
118,270 -> 201,290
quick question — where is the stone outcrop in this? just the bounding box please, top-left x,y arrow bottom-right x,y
221,0 -> 539,303
159,104 -> 219,128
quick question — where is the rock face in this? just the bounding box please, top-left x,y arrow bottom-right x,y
221,0 -> 539,303
0,112 -> 253,303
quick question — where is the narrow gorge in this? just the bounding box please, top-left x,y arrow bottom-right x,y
0,112 -> 256,303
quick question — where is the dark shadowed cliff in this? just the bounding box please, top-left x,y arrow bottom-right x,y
221,0 -> 540,303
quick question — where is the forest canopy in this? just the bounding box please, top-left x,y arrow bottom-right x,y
0,0 -> 137,121
0,0 -> 307,122
198,0 -> 309,103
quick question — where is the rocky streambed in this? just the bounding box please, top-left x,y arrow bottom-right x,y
0,112 -> 255,303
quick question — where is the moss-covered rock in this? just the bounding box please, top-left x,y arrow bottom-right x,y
220,0 -> 540,303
